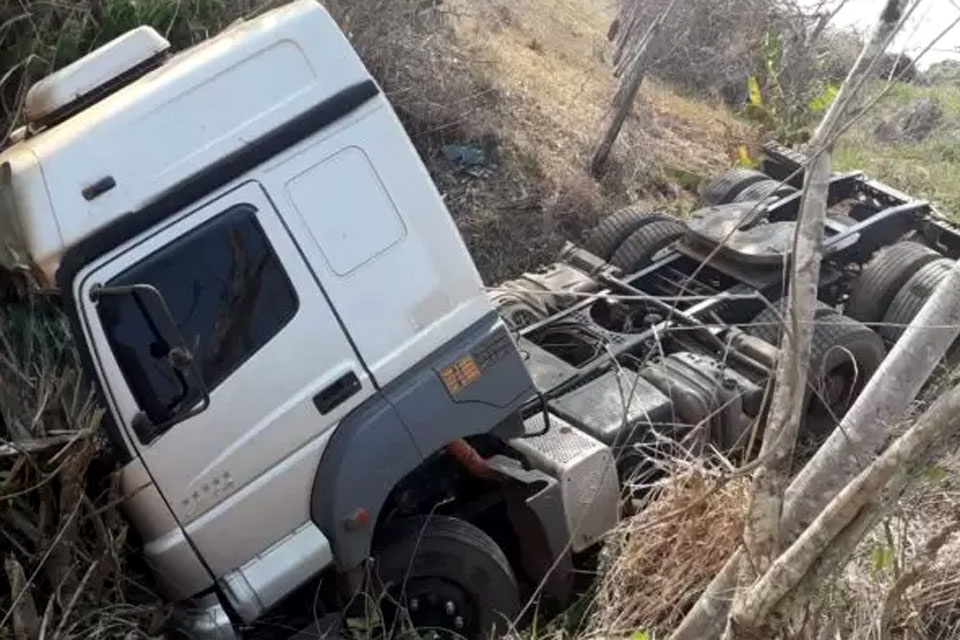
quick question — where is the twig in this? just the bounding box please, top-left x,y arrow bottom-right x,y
51,560 -> 99,640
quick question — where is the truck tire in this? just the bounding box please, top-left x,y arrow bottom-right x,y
846,241 -> 941,324
745,302 -> 836,345
701,168 -> 768,205
805,314 -> 886,437
731,179 -> 797,204
374,515 -> 520,639
747,308 -> 884,438
583,206 -> 671,260
609,219 -> 685,273
880,258 -> 955,343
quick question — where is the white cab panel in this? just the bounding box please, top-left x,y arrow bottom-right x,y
0,0 -> 369,280
267,97 -> 492,386
287,146 -> 406,276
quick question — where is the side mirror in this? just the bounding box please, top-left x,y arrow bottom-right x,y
91,283 -> 210,440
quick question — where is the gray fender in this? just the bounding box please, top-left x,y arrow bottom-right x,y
311,314 -> 534,570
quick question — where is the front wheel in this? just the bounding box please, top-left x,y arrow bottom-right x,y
374,515 -> 520,639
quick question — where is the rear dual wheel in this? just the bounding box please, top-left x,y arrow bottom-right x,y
608,219 -> 685,273
880,258 -> 955,343
700,168 -> 769,205
746,307 -> 885,437
846,241 -> 941,324
583,206 -> 673,260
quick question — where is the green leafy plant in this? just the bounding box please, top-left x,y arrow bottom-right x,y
736,144 -> 758,168
809,83 -> 840,113
743,29 -> 839,145
870,543 -> 896,575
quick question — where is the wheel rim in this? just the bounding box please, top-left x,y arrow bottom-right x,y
810,361 -> 857,423
394,577 -> 475,638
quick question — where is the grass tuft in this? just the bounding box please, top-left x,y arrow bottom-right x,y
585,467 -> 749,638
835,81 -> 960,219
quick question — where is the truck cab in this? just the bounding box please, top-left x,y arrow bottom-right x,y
1,2 -> 612,636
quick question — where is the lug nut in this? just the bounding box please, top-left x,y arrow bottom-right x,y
409,598 -> 419,612
454,616 -> 464,629
444,600 -> 456,616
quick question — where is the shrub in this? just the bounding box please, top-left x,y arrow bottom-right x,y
612,0 -> 862,140
875,51 -> 918,83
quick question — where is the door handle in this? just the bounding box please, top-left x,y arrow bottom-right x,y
313,372 -> 362,415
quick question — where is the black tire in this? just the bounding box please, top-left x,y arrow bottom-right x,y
374,516 -> 520,639
880,258 -> 955,343
846,241 -> 941,324
583,207 -> 672,260
745,302 -> 837,345
701,168 -> 768,205
732,179 -> 797,204
804,314 -> 886,437
747,308 -> 885,437
609,218 -> 685,272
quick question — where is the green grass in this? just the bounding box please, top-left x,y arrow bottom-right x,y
833,81 -> 960,218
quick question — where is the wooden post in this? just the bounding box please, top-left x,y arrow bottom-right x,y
589,0 -> 678,178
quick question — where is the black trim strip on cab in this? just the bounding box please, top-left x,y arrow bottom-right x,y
56,78 -> 381,464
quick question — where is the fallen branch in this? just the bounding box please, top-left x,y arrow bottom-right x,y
590,0 -> 679,177
0,434 -> 81,458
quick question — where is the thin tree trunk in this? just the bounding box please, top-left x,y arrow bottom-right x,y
738,153 -> 830,574
670,259 -> 960,640
673,2 -> 913,638
590,0 -> 678,178
730,375 -> 960,630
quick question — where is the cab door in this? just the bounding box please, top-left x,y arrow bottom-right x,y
76,181 -> 373,577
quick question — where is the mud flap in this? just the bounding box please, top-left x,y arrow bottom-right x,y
486,455 -> 574,604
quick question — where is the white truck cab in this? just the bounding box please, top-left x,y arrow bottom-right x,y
0,2 -> 620,636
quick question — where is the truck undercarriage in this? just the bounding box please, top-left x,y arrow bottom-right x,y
491,139 -> 960,518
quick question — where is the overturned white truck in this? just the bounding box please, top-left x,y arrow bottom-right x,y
0,1 -> 956,637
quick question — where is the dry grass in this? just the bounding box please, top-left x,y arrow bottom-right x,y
583,468 -> 749,638
0,299 -> 164,639
386,0 -> 755,282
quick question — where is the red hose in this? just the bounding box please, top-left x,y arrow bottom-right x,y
446,439 -> 497,481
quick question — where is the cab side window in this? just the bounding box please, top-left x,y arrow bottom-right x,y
97,205 -> 298,434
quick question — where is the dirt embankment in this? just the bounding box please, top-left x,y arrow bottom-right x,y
340,0 -> 754,283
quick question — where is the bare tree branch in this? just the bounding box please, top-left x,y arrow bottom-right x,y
736,0 -> 910,597
730,374 -> 960,631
